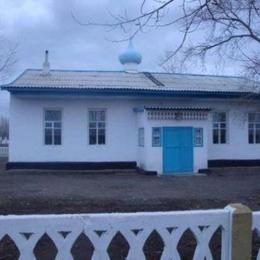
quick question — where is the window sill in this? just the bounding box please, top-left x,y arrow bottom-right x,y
89,144 -> 106,146
212,143 -> 229,145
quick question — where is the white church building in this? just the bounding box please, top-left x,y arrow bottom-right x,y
2,42 -> 260,175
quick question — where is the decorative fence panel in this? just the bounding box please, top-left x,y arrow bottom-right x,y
253,212 -> 260,260
0,146 -> 8,157
0,209 -> 231,260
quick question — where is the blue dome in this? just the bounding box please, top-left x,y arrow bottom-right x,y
119,40 -> 142,65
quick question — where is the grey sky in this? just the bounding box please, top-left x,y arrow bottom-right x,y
0,0 -> 241,116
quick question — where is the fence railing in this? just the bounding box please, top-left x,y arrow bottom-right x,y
253,212 -> 260,260
0,205 -> 258,260
0,146 -> 8,157
0,209 -> 231,260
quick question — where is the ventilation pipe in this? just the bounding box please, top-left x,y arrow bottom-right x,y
42,50 -> 50,75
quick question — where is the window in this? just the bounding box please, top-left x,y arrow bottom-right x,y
194,128 -> 203,147
138,128 -> 144,147
89,110 -> 106,145
248,113 -> 260,144
44,110 -> 62,145
152,127 -> 161,147
213,112 -> 227,144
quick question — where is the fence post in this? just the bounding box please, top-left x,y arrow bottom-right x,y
226,203 -> 252,260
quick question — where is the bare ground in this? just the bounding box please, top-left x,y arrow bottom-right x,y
0,159 -> 260,259
0,159 -> 259,214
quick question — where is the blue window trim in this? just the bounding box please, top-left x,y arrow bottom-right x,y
152,127 -> 162,147
193,128 -> 203,147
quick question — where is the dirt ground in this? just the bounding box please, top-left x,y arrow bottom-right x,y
0,159 -> 259,214
0,159 -> 259,259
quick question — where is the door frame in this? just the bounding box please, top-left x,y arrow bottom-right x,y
162,127 -> 194,174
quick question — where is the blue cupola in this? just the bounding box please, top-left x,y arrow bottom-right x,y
119,40 -> 142,72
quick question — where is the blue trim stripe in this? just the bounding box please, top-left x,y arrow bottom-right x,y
2,87 -> 259,99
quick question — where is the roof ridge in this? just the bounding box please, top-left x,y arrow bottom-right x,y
17,68 -> 248,80
26,68 -> 126,73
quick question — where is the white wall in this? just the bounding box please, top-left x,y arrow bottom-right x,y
10,96 -> 138,162
208,101 -> 260,160
9,95 -> 260,173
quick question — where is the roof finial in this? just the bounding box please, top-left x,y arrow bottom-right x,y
128,38 -> 133,48
42,50 -> 50,75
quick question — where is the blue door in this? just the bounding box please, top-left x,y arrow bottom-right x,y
163,127 -> 193,174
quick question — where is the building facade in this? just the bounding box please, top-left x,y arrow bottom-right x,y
2,45 -> 260,174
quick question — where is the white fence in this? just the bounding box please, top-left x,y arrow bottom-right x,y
253,212 -> 260,260
0,146 -> 8,157
0,209 -> 231,260
0,208 -> 258,260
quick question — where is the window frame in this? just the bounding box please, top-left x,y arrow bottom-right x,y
212,111 -> 228,144
248,112 -> 260,144
193,127 -> 203,147
88,109 -> 107,145
43,108 -> 62,146
138,128 -> 144,147
152,127 -> 161,147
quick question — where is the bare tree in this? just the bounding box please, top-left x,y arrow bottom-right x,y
0,34 -> 16,82
0,33 -> 16,135
73,0 -> 260,78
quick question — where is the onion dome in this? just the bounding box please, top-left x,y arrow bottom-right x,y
119,40 -> 142,65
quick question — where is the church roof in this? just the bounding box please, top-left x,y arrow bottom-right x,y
1,69 -> 259,97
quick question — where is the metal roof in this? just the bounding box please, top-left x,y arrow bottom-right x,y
1,69 -> 258,95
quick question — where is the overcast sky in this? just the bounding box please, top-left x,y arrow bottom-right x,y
0,0 -> 241,116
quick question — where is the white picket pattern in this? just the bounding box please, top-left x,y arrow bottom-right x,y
0,209 -> 231,260
253,211 -> 260,260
